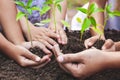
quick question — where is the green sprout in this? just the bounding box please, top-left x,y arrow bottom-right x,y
15,0 -> 41,47
45,0 -> 64,31
77,3 -> 104,40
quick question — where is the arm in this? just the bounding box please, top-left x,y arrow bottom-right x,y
0,0 -> 25,45
49,0 -> 67,44
53,44 -> 120,79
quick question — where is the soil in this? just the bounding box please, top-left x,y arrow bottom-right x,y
0,29 -> 120,80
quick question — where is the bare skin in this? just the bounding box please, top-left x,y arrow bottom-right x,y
49,0 -> 68,44
19,0 -> 67,49
84,0 -> 107,49
53,44 -> 120,79
0,33 -> 50,67
0,0 -> 51,67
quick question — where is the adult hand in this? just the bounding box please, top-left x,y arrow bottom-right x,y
11,45 -> 50,67
53,45 -> 108,79
49,24 -> 67,45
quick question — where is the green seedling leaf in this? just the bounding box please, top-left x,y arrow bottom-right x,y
77,7 -> 87,14
31,6 -> 40,11
27,0 -> 33,7
76,17 -> 82,23
45,0 -> 53,5
57,4 -> 62,12
91,27 -> 103,35
27,8 -> 32,15
16,12 -> 25,21
112,11 -> 120,16
15,1 -> 25,8
61,20 -> 70,28
41,19 -> 51,24
81,18 -> 91,34
88,3 -> 98,16
55,0 -> 63,5
89,16 -> 96,28
40,6 -> 51,16
106,4 -> 112,13
108,13 -> 114,17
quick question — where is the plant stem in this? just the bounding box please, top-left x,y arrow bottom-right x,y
25,15 -> 33,47
80,32 -> 83,41
53,4 -> 57,32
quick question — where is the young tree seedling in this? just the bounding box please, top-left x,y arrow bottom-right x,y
15,0 -> 41,47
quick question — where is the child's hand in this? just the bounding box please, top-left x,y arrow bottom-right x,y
84,35 -> 105,48
25,26 -> 59,50
49,24 -> 68,45
11,45 -> 50,67
53,45 -> 109,79
102,39 -> 115,51
20,41 -> 52,55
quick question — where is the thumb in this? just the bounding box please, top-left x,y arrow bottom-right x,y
23,49 -> 41,62
57,53 -> 81,63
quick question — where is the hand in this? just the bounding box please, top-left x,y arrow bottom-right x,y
53,45 -> 108,79
25,26 -> 59,50
20,41 -> 52,55
49,24 -> 67,45
84,35 -> 105,48
102,39 -> 115,51
10,45 -> 50,67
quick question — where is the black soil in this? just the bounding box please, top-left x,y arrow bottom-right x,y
0,29 -> 120,80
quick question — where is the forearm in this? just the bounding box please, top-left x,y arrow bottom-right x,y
104,51 -> 120,69
49,0 -> 67,27
89,0 -> 107,38
0,0 -> 25,45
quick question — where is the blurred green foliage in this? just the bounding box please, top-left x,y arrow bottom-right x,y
67,0 -> 88,8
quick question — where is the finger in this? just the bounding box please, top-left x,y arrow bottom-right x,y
35,41 -> 52,55
57,53 -> 81,63
59,30 -> 68,44
102,39 -> 114,50
44,36 -> 57,46
38,39 -> 53,49
53,44 -> 63,57
23,50 -> 41,62
32,55 -> 51,69
47,29 -> 60,39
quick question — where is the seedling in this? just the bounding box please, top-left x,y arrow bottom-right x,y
45,0 -> 64,32
77,3 -> 104,40
15,0 -> 41,47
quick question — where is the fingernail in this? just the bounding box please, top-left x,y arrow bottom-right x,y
57,56 -> 64,62
35,57 -> 41,62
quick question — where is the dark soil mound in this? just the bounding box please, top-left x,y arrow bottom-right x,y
0,30 -> 120,80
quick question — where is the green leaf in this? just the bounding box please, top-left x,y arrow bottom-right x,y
40,6 -> 51,16
112,11 -> 120,16
108,13 -> 114,17
57,4 -> 62,12
81,18 -> 91,34
31,6 -> 40,11
106,4 -> 112,13
27,8 -> 32,15
16,12 -> 25,21
91,27 -> 103,35
76,17 -> 82,23
41,19 -> 51,24
61,20 -> 70,28
89,16 -> 96,28
45,0 -> 53,5
15,1 -> 25,8
88,3 -> 98,16
27,0 -> 33,7
77,7 -> 87,14
54,0 -> 63,5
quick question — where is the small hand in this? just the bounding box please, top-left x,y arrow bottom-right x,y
49,24 -> 67,45
84,35 -> 105,48
53,45 -> 108,79
12,46 -> 50,67
26,26 -> 59,50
